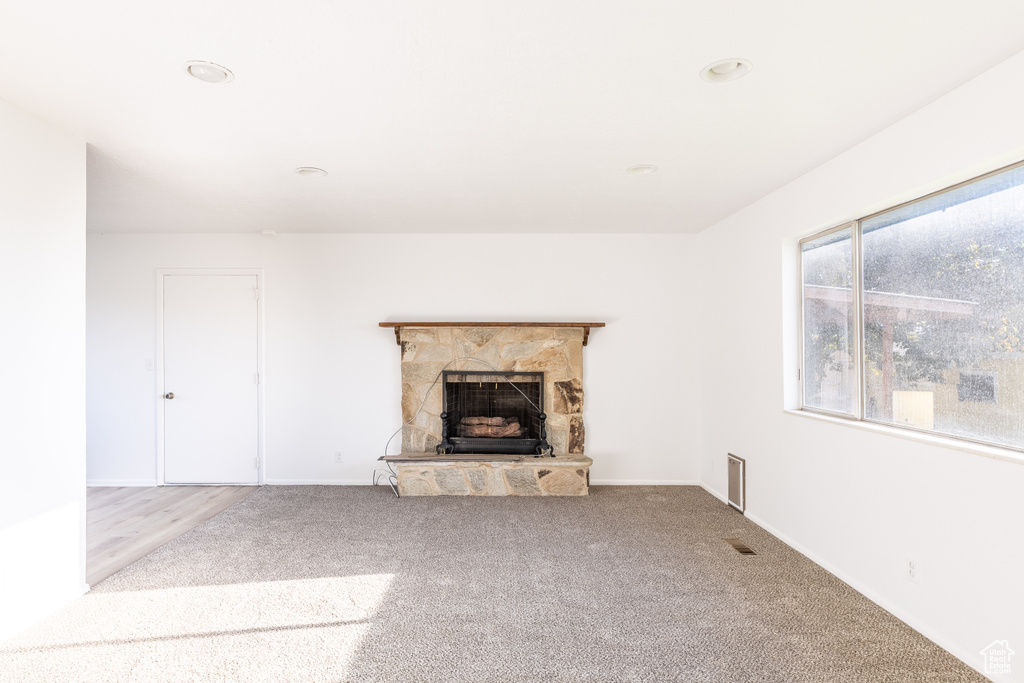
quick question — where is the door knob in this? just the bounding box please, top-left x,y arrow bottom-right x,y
164,392 -> 175,399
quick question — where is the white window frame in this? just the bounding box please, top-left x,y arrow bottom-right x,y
797,159 -> 1024,455
798,221 -> 862,420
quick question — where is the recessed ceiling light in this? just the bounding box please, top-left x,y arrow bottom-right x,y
184,60 -> 234,84
626,165 -> 658,175
295,167 -> 328,177
700,58 -> 752,83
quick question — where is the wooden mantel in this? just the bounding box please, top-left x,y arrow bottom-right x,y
379,322 -> 605,346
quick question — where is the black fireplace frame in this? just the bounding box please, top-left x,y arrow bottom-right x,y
436,370 -> 553,457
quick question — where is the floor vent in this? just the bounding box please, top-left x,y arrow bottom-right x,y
723,538 -> 757,555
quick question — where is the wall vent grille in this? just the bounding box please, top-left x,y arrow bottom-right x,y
723,538 -> 757,555
727,453 -> 745,513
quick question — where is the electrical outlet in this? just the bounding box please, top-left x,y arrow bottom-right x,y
335,452 -> 344,464
907,558 -> 920,585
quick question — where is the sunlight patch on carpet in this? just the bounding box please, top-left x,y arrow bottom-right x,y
2,574 -> 395,682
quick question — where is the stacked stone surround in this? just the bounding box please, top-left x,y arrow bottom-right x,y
395,456 -> 591,496
399,326 -> 586,457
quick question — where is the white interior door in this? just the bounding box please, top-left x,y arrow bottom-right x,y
163,274 -> 259,484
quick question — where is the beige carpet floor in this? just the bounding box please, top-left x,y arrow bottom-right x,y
0,486 -> 984,682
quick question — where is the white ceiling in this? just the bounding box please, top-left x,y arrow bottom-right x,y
3,1 -> 1024,234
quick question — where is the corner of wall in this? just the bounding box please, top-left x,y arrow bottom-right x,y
0,99 -> 87,640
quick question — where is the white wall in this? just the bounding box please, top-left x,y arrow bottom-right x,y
0,100 -> 86,640
697,50 -> 1024,680
87,233 -> 700,486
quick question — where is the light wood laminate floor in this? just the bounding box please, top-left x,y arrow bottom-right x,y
87,486 -> 256,586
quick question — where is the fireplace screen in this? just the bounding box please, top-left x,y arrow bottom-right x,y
438,371 -> 551,456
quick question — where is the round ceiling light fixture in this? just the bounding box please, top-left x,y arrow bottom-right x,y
626,165 -> 659,175
184,60 -> 234,84
699,58 -> 752,83
295,167 -> 328,178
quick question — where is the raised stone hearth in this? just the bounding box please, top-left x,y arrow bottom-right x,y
394,455 -> 592,496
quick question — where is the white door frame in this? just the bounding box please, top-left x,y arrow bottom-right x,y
156,268 -> 265,486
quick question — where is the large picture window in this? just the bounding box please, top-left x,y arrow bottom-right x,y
800,162 -> 1024,452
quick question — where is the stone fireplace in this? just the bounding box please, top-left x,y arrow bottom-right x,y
379,322 -> 602,496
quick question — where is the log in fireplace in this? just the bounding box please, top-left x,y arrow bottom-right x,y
437,370 -> 553,456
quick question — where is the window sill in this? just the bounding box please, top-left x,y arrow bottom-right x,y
783,409 -> 1024,466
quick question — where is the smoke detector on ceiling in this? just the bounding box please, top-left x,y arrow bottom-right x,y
295,167 -> 328,177
626,165 -> 659,175
184,61 -> 234,84
700,58 -> 752,83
